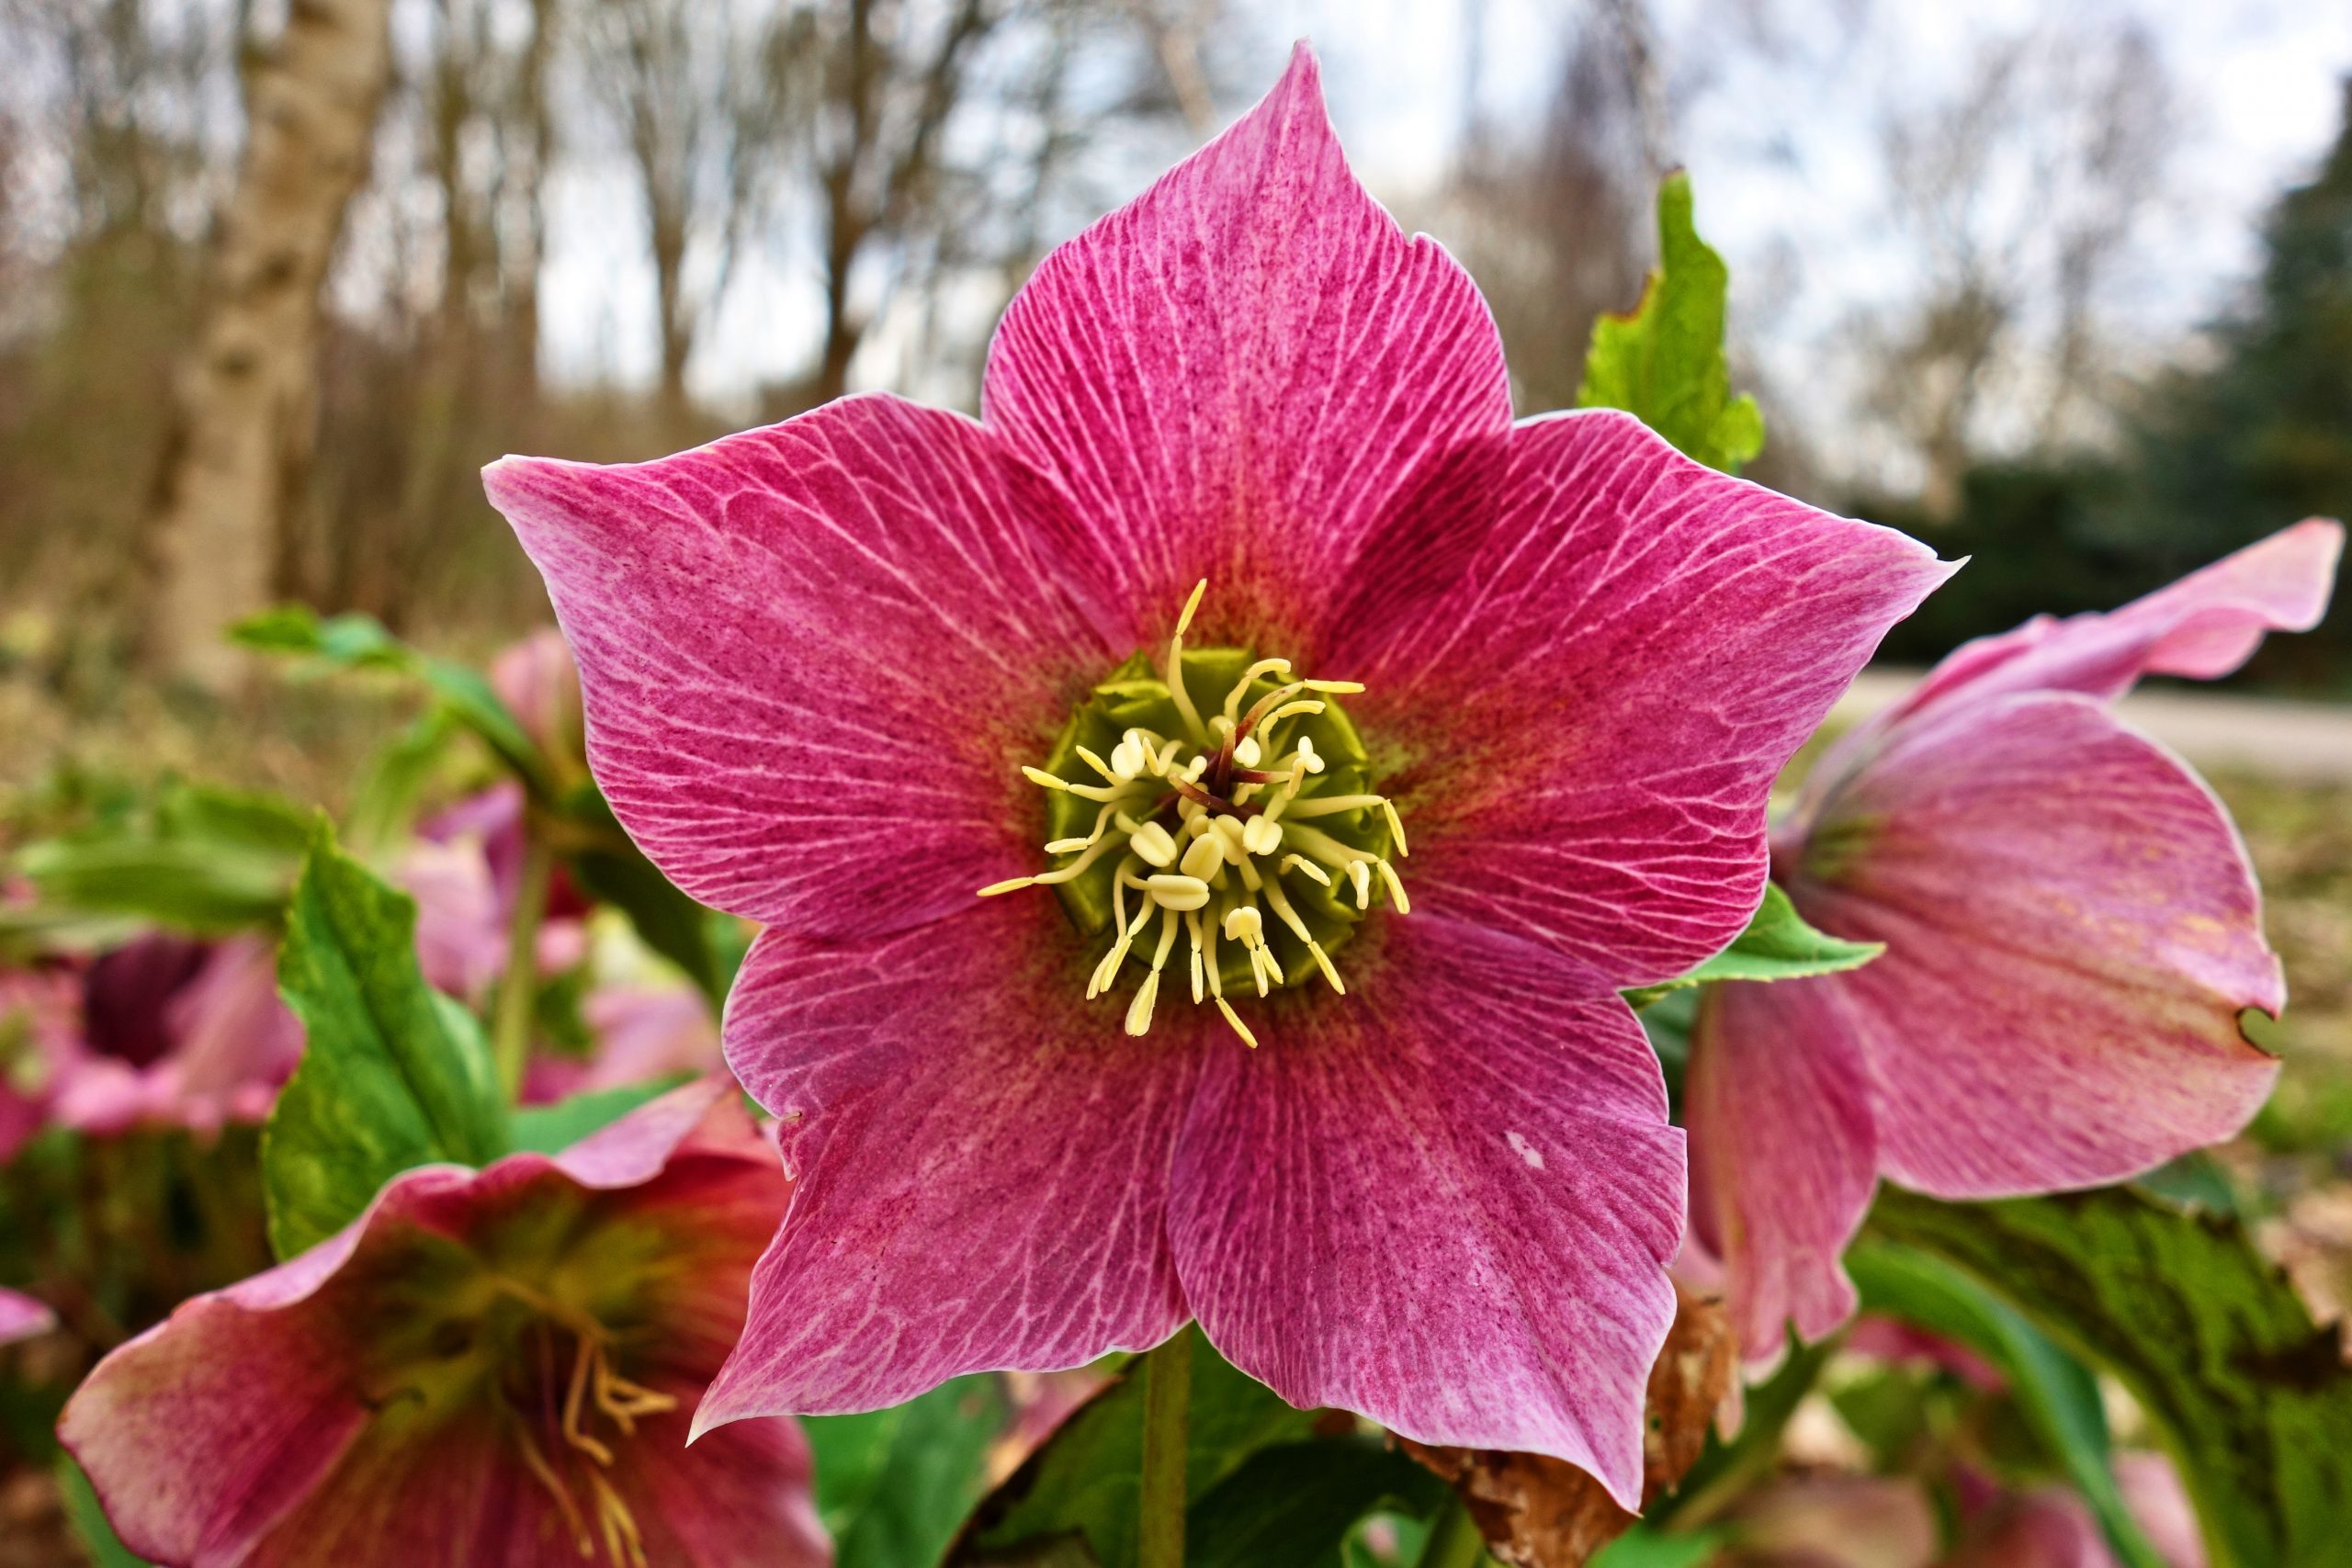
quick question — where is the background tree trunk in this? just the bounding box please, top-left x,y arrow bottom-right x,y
142,0 -> 395,684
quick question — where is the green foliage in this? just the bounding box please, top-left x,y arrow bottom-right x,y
58,1455 -> 151,1568
1625,884 -> 1882,1009
503,1080 -> 680,1156
1577,171 -> 1765,474
955,1329 -> 1322,1567
13,781 -> 309,936
1186,1441 -> 1446,1568
1870,1186 -> 2352,1568
560,784 -> 727,1007
232,605 -> 554,795
1846,1235 -> 2164,1568
261,824 -> 505,1258
807,1376 -> 1012,1568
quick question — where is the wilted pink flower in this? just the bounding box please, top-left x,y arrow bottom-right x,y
481,48 -> 1947,1502
0,1285 -> 53,1345
60,1080 -> 825,1568
45,934 -> 302,1140
1689,520 -> 2344,1362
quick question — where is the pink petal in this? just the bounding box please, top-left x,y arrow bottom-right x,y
0,1286 -> 54,1344
695,897 -> 1203,1430
1165,916 -> 1681,1511
1329,411 -> 1954,986
1789,693 -> 2280,1197
164,935 -> 304,1104
1871,519 -> 2341,741
60,1082 -> 801,1567
2115,1451 -> 2207,1568
981,42 -> 1512,648
485,393 -> 1113,941
1686,978 -> 1877,1364
1944,1488 -> 2120,1568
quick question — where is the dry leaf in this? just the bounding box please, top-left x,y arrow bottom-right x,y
1403,1281 -> 1736,1567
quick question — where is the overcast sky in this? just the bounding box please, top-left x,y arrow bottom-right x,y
538,0 -> 2352,420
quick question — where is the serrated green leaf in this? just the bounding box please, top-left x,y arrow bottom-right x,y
1577,171 -> 1764,474
954,1328 -> 1320,1568
232,605 -> 553,796
1868,1186 -> 2352,1568
262,825 -> 505,1258
1186,1440 -> 1449,1568
1846,1235 -> 2165,1568
1625,885 -> 1881,1009
807,1375 -> 1010,1568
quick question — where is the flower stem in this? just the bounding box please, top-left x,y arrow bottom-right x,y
1136,1329 -> 1193,1568
1416,1495 -> 1490,1568
492,830 -> 556,1099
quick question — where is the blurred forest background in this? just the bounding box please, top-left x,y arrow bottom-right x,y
1,0 -> 2348,695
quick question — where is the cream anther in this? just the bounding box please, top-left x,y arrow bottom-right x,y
1179,834 -> 1226,881
1144,874 -> 1213,910
1130,821 -> 1180,868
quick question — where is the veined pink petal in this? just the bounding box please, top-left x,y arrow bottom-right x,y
696,899 -> 1203,1430
0,1286 -> 53,1344
1329,412 -> 1953,986
1686,979 -> 1877,1365
1851,519 -> 2342,761
1165,916 -> 1681,1511
485,394 -> 1112,941
60,1081 -> 818,1568
981,42 -> 1512,649
1790,693 -> 2280,1197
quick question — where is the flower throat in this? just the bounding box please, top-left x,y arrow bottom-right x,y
981,582 -> 1408,1047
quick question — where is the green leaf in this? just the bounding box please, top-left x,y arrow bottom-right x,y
1846,1236 -> 2165,1568
262,825 -> 506,1258
345,707 -> 459,855
1869,1186 -> 2352,1568
504,1079 -> 682,1156
232,605 -> 553,796
954,1328 -> 1321,1568
1186,1440 -> 1449,1568
1589,1526 -> 1728,1568
808,1375 -> 1010,1568
1577,171 -> 1765,474
559,784 -> 725,1006
14,781 -> 311,935
58,1455 -> 151,1568
1625,885 -> 1881,1009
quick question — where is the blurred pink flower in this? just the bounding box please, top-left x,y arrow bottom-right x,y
60,1079 -> 826,1568
28,934 -> 303,1143
402,781 -> 588,1001
1688,521 -> 2345,1362
0,1285 -> 53,1345
492,626 -> 583,766
483,45 -> 1949,1505
1940,1487 -> 2117,1568
522,985 -> 725,1106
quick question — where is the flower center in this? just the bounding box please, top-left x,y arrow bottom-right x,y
980,581 -> 1408,1046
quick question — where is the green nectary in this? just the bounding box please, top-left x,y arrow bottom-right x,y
1036,645 -> 1398,1012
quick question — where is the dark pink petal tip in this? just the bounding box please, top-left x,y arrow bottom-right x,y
982,41 -> 1512,649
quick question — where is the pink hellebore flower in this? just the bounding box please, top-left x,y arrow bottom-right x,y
46,934 -> 303,1141
60,1080 -> 826,1568
492,626 -> 587,767
1688,520 -> 2345,1363
0,1285 -> 54,1345
481,48 -> 1947,1504
403,781 -> 591,1000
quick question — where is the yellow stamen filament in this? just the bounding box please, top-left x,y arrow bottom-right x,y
981,582 -> 1408,1047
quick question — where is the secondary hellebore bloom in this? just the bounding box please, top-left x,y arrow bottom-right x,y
1688,520 -> 2345,1362
60,1080 -> 826,1567
0,1285 -> 53,1346
482,47 -> 1948,1503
